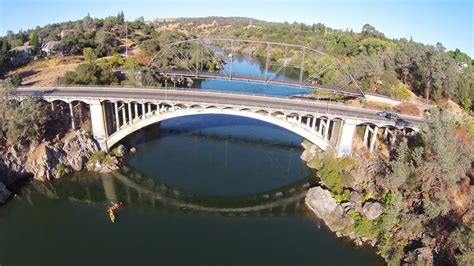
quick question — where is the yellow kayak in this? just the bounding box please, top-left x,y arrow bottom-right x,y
109,210 -> 115,223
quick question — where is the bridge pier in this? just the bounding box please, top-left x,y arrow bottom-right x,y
69,102 -> 75,129
337,120 -> 357,157
90,100 -> 108,152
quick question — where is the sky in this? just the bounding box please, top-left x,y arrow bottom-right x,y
0,0 -> 473,56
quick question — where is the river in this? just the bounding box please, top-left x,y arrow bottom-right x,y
0,115 -> 383,266
195,47 -> 313,96
0,52 -> 384,265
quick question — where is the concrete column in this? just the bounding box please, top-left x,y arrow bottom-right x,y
369,126 -> 379,153
323,119 -> 331,140
383,127 -> 389,139
306,117 -> 311,127
78,102 -> 83,126
90,100 -> 108,151
114,102 -> 120,129
134,103 -> 138,120
121,105 -> 126,125
69,102 -> 75,129
311,117 -> 317,131
363,125 -> 370,147
337,120 -> 357,157
128,102 -> 132,124
297,115 -> 302,125
51,102 -> 55,112
318,119 -> 323,135
392,130 -> 398,145
141,103 -> 145,118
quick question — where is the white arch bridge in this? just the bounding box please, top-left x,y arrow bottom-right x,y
17,87 -> 421,157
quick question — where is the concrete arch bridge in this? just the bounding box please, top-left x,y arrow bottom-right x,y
17,87 -> 421,157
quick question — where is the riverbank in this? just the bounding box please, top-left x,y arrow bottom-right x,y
0,130 -> 126,204
300,140 -> 433,265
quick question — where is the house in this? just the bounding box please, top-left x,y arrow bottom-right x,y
41,41 -> 61,56
9,45 -> 33,66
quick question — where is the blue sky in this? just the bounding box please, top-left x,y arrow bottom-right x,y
0,0 -> 472,56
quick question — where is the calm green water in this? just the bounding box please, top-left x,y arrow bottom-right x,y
0,115 -> 384,266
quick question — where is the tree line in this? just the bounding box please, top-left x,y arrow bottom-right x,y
166,17 -> 473,110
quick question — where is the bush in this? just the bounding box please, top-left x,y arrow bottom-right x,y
460,97 -> 472,112
312,150 -> 355,193
88,151 -> 106,164
347,210 -> 380,238
56,163 -> 69,177
392,84 -> 411,100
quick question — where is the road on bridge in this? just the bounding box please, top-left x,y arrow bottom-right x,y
16,86 -> 423,127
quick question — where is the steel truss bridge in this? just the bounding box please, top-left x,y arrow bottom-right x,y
148,37 -> 364,97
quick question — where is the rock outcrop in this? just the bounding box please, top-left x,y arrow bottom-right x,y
361,201 -> 385,220
305,186 -> 354,232
0,130 -> 99,183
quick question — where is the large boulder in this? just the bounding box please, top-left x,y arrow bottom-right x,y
362,201 -> 385,220
305,186 -> 354,232
0,182 -> 12,203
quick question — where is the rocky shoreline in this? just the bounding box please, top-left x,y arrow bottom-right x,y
300,140 -> 433,264
0,130 -> 126,204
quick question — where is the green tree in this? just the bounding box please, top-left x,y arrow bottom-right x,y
28,31 -> 40,52
0,78 -> 49,143
83,47 -> 97,64
1,38 -> 9,52
419,108 -> 473,218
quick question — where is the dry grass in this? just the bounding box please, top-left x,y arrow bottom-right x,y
364,101 -> 392,111
395,102 -> 421,116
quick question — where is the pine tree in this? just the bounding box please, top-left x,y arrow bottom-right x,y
29,31 -> 40,53
1,38 -> 9,52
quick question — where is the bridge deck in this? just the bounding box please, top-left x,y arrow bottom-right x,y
160,70 -> 363,96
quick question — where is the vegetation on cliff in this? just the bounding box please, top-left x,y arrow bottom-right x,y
308,108 -> 473,264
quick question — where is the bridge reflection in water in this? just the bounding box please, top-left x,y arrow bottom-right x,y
20,164 -> 312,217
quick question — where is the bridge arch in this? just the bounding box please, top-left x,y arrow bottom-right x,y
105,108 -> 330,151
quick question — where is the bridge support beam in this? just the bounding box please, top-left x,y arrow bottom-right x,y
337,120 -> 357,157
90,100 -> 108,152
69,102 -> 75,129
369,126 -> 379,153
114,102 -> 120,129
363,125 -> 379,153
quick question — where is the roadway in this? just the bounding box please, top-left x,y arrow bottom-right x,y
16,86 -> 423,127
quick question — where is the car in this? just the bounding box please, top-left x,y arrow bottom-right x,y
386,113 -> 399,120
376,111 -> 388,117
376,111 -> 399,121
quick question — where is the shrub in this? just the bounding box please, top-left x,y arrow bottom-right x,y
55,163 -> 69,177
348,210 -> 380,238
312,150 -> 355,193
88,151 -> 106,164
